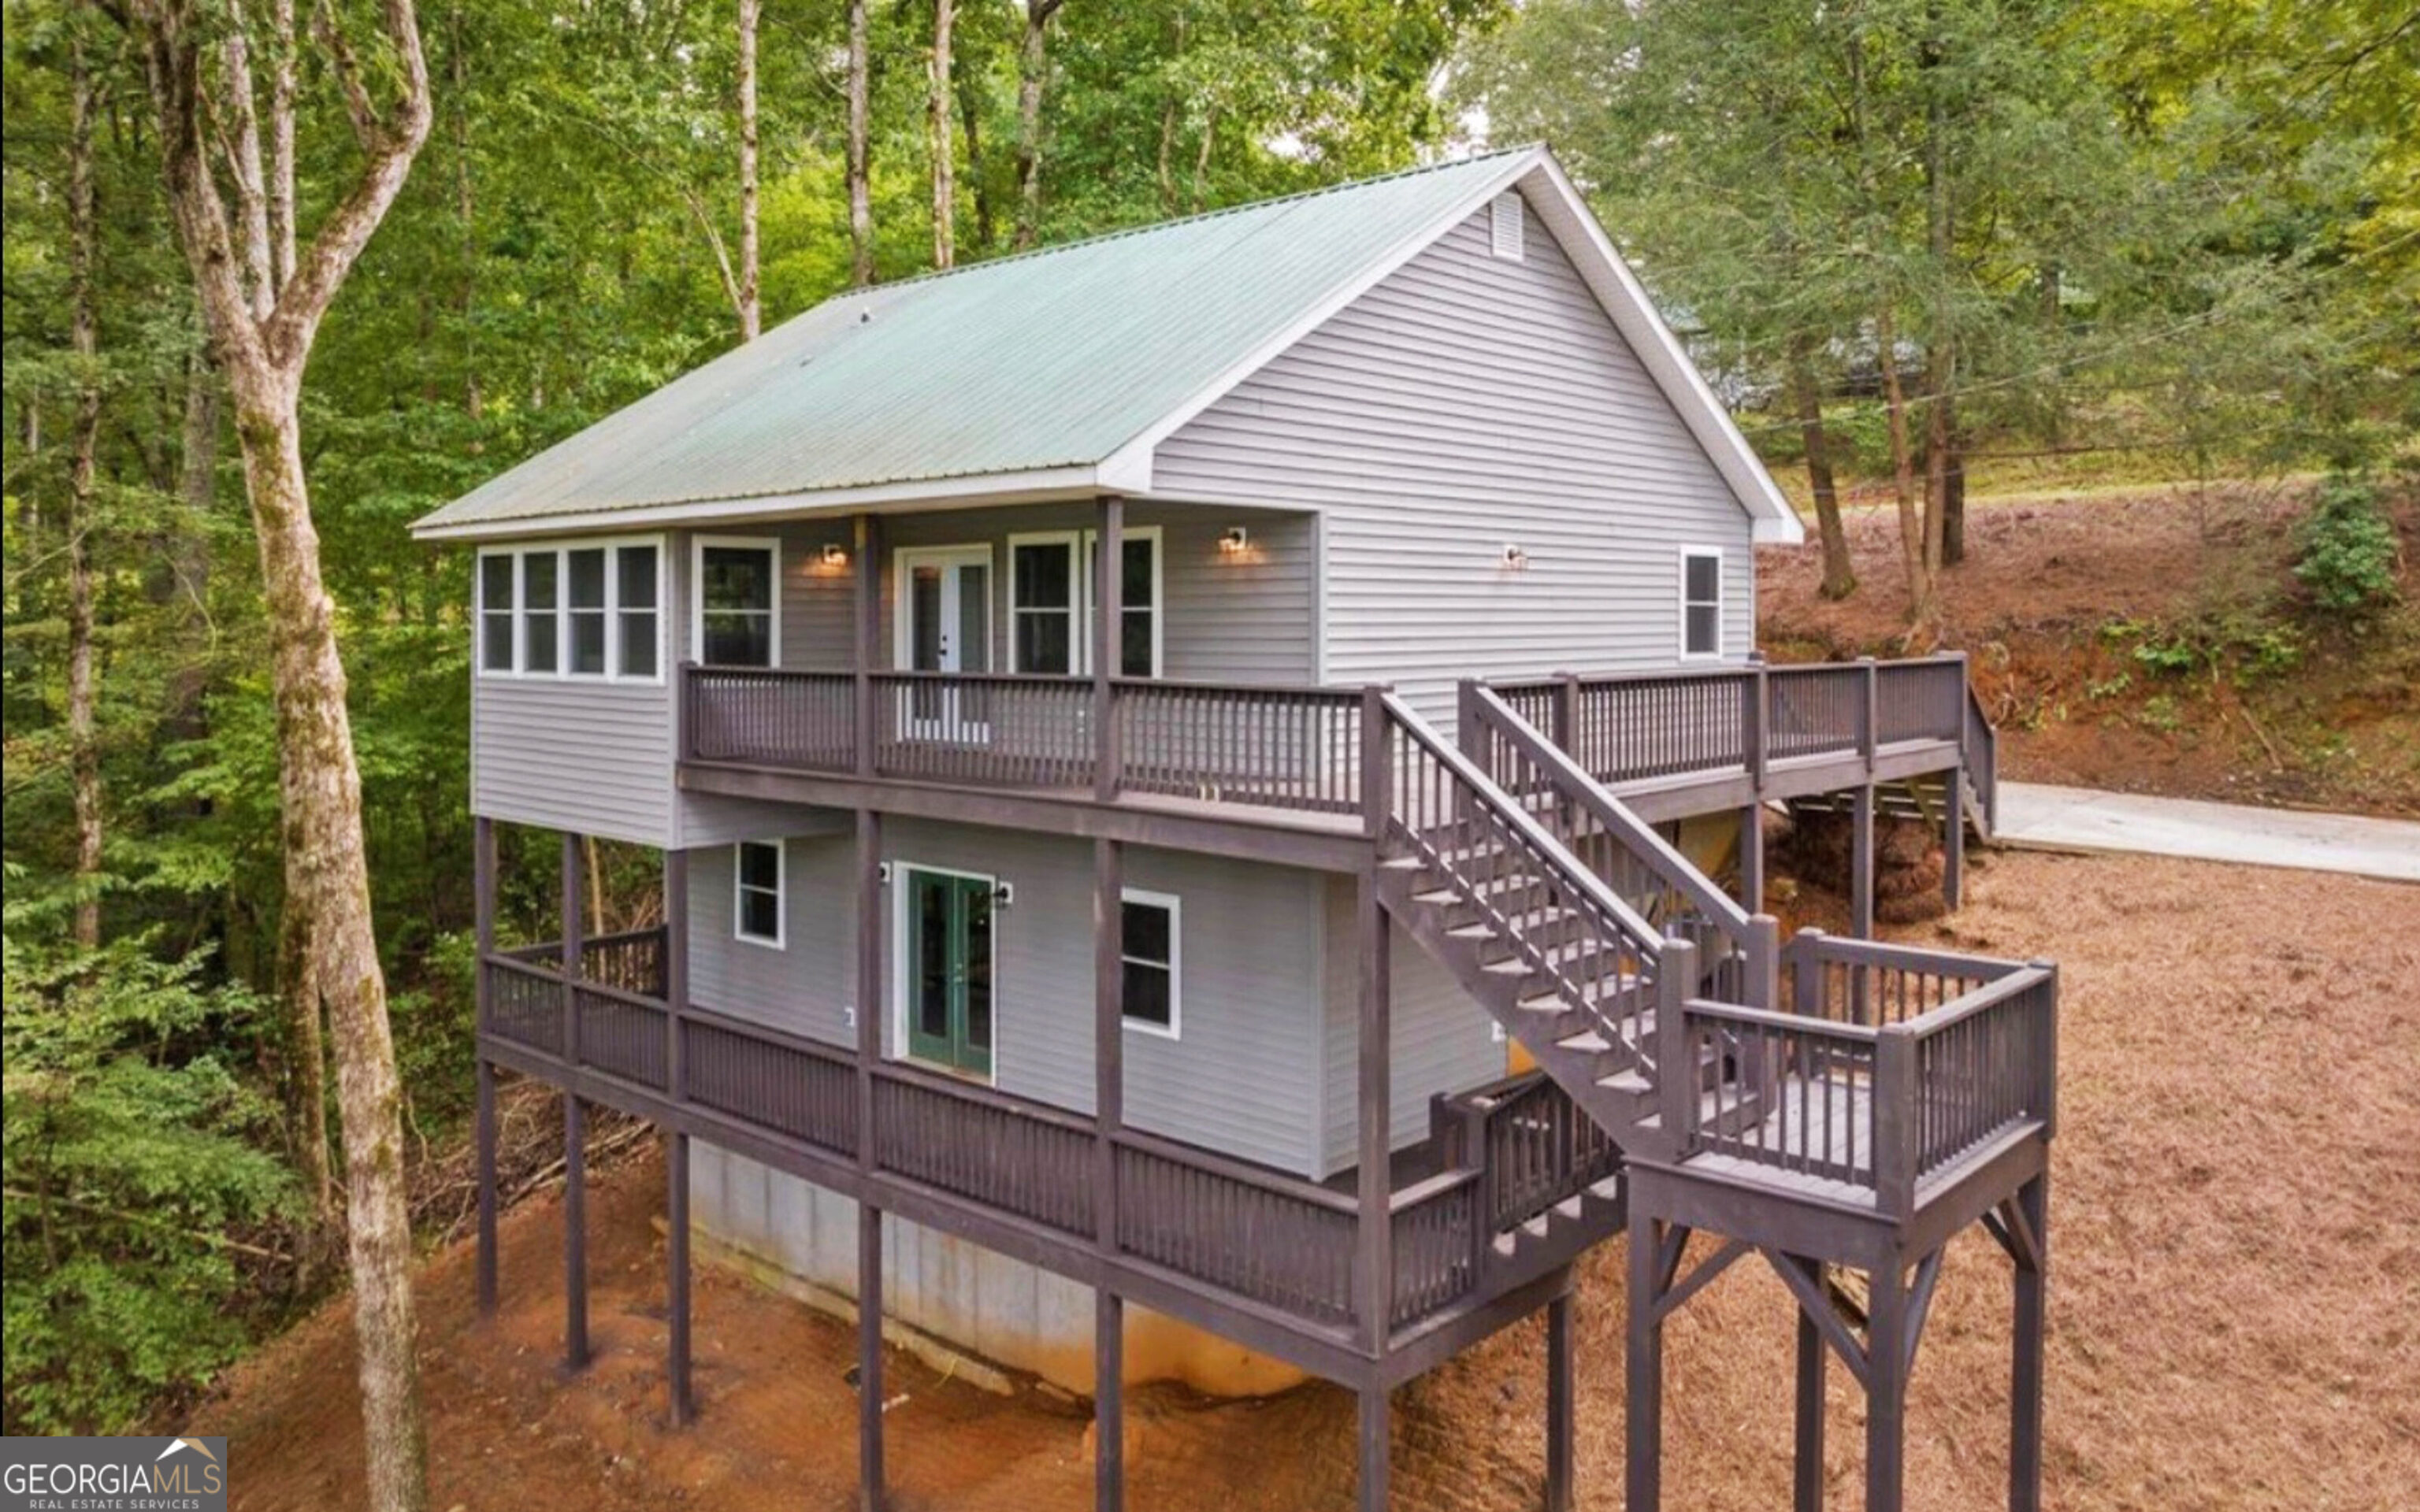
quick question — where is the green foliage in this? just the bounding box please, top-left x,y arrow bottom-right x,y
2,932 -> 294,1433
2293,473 -> 2403,617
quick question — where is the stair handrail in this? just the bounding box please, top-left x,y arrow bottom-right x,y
1463,683 -> 1757,954
1379,692 -> 1667,959
1962,678 -> 1999,832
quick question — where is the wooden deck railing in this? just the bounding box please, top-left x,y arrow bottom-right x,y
1664,934 -> 2057,1216
1490,654 -> 1988,813
681,662 -> 1370,820
475,947 -> 1587,1338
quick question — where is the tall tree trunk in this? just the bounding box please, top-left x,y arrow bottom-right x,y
269,0 -> 297,289
1941,401 -> 1967,565
1156,15 -> 1184,215
277,868 -> 339,1272
1190,106 -> 1217,211
1921,0 -> 1957,578
1875,307 -> 1931,625
737,0 -> 761,339
927,0 -> 956,270
956,61 -> 992,254
1788,337 -> 1855,600
1011,0 -> 1063,250
66,35 -> 104,950
131,4 -> 436,1506
846,0 -> 872,287
451,6 -> 479,417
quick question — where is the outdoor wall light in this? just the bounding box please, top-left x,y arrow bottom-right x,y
1501,543 -> 1531,571
819,543 -> 849,569
1218,526 -> 1250,555
992,881 -> 1015,908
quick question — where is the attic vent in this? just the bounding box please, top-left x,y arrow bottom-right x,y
1490,192 -> 1524,262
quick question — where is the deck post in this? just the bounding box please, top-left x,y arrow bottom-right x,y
854,513 -> 880,777
858,1200 -> 885,1512
666,847 -> 689,1094
1748,652 -> 1770,791
1794,1256 -> 1826,1512
1358,1383 -> 1390,1512
1546,1287 -> 1576,1512
1865,1255 -> 1908,1512
473,817 -> 498,1317
1096,1288 -> 1125,1512
1850,784 -> 1876,940
1857,656 -> 1879,777
1360,686 -> 1393,841
1356,872 -> 1394,1354
1625,1209 -> 1664,1512
2010,1172 -> 2048,1512
1093,496 -> 1125,802
666,1130 -> 693,1425
1740,804 -> 1765,913
1943,765 -> 1966,911
561,830 -> 584,1064
562,1090 -> 589,1372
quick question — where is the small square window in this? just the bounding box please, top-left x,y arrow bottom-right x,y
699,542 -> 778,668
1120,892 -> 1178,1036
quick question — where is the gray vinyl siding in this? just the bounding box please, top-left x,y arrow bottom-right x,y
683,819 -> 1333,1177
470,536 -> 677,847
1150,194 -> 1759,721
1316,877 -> 1508,1177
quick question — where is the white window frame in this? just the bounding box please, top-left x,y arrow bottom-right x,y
1007,529 -> 1083,676
1005,526 -> 1164,677
1678,545 -> 1725,662
692,534 -> 784,669
733,839 -> 786,950
473,536 -> 666,684
1118,887 -> 1181,1040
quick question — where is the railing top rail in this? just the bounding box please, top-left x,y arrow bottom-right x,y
1487,653 -> 1971,697
687,662 -> 853,679
684,661 -> 1371,700
1889,964 -> 2057,1040
1387,1166 -> 1483,1214
1381,692 -> 1666,951
1788,931 -> 2029,980
1683,995 -> 1882,1043
1466,684 -> 1754,937
584,925 -> 669,949
870,1057 -> 1100,1136
1110,1126 -> 1361,1214
1438,1069 -> 1552,1111
681,1002 -> 856,1065
569,976 -> 671,1014
484,951 -> 565,980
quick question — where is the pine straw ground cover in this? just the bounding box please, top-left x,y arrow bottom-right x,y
193,850 -> 2420,1511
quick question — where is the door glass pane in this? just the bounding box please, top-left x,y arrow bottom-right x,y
910,566 -> 945,672
956,563 -> 989,675
961,881 -> 993,1063
914,876 -> 951,1042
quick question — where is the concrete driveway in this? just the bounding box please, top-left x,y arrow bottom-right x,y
1994,782 -> 2420,883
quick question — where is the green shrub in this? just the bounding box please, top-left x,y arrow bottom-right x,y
2293,474 -> 2402,617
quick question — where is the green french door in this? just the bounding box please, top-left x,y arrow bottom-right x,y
904,869 -> 993,1077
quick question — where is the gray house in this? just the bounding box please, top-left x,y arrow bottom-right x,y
415,145 -> 2054,1512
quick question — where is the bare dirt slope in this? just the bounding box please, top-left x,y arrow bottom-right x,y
192,850 -> 2420,1511
1758,483 -> 2420,817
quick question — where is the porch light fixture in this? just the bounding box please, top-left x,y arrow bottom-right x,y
993,881 -> 1015,909
1501,543 -> 1531,571
819,543 -> 849,569
1218,526 -> 1250,555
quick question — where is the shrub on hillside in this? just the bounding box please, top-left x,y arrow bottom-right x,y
2292,473 -> 2402,618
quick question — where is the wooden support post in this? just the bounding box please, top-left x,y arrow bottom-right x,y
1740,804 -> 1766,914
667,1130 -> 693,1425
563,1091 -> 590,1372
854,513 -> 881,777
1093,496 -> 1124,802
1625,1210 -> 1664,1512
1355,872 -> 1393,1354
1546,1288 -> 1576,1512
858,1200 -> 885,1512
1943,765 -> 1965,912
561,831 -> 584,1062
1360,685 -> 1392,841
666,847 -> 689,1095
1858,656 -> 1879,776
1095,1288 -> 1124,1512
1794,1257 -> 1826,1512
856,810 -> 883,1161
473,817 -> 498,1317
2010,1173 -> 2048,1512
1748,654 -> 1770,791
1851,785 -> 1876,941
1865,1256 -> 1908,1512
1358,1383 -> 1390,1512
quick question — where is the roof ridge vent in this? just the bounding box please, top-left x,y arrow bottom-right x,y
1490,191 -> 1525,262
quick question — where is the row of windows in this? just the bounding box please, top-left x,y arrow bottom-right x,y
729,841 -> 1179,1036
480,541 -> 662,680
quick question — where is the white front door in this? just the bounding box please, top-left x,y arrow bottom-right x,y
894,546 -> 993,739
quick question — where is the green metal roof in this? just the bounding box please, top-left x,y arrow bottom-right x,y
413,149 -> 1537,535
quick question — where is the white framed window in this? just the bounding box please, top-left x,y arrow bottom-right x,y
693,536 -> 781,668
1680,547 -> 1724,660
1119,888 -> 1179,1037
475,538 -> 664,682
733,840 -> 785,948
1006,527 -> 1162,677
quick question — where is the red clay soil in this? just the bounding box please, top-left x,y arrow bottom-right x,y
1757,482 -> 2420,817
191,850 -> 2420,1512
